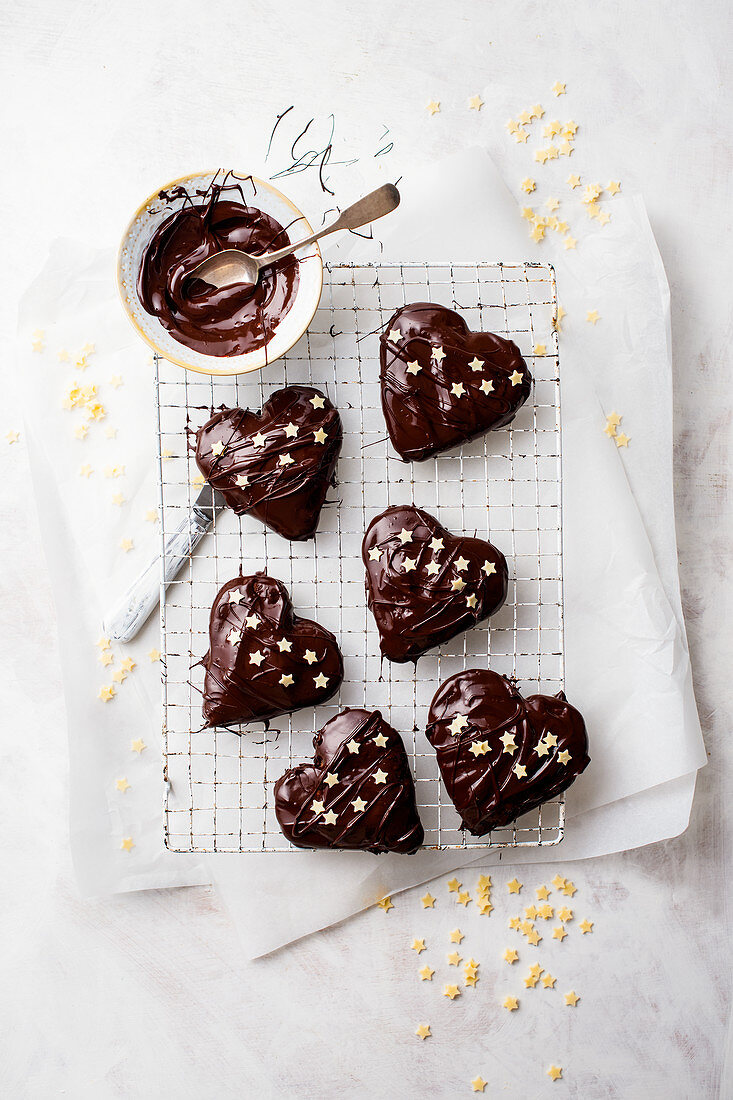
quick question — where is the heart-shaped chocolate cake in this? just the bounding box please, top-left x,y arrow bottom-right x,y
202,573 -> 344,728
274,708 -> 424,853
362,505 -> 508,662
195,385 -> 342,540
426,670 -> 590,835
379,303 -> 532,461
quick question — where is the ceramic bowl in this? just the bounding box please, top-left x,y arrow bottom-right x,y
116,170 -> 323,376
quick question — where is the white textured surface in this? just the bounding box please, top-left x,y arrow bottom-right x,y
1,1 -> 730,1096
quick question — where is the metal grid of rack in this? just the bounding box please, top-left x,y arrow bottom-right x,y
156,261 -> 564,852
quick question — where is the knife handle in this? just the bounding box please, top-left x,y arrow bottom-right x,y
103,509 -> 211,643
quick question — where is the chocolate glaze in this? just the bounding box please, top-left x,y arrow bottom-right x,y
379,303 -> 532,461
274,708 -> 424,853
137,178 -> 300,357
362,505 -> 508,663
426,669 -> 590,835
202,573 -> 343,729
195,386 -> 342,540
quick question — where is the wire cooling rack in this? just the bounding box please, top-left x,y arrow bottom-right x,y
156,261 -> 564,853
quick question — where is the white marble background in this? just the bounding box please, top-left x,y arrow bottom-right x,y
1,1 -> 731,1096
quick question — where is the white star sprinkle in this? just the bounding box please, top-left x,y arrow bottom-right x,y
310,395 -> 326,410
250,651 -> 265,667
277,638 -> 293,653
373,732 -> 388,748
466,594 -> 477,609
284,422 -> 298,438
226,628 -> 242,645
312,799 -> 325,814
313,428 -> 327,445
398,528 -> 413,544
279,452 -> 294,466
431,345 -> 446,364
347,739 -> 360,754
252,432 -> 267,447
235,474 -> 249,488
368,547 -> 382,561
387,328 -> 402,343
451,577 -> 466,592
449,714 -> 468,736
351,797 -> 367,813
454,556 -> 469,571
313,673 -> 329,689
373,769 -> 388,785
324,772 -> 338,787
402,558 -> 417,573
482,560 -> 497,576
426,560 -> 440,576
451,382 -> 466,398
228,588 -> 244,604
245,614 -> 260,629
501,733 -> 517,753
513,763 -> 528,778
279,674 -> 294,688
323,809 -> 338,825
211,440 -> 226,456
406,360 -> 421,375
480,379 -> 495,395
469,357 -> 484,371
303,650 -> 318,664
509,370 -> 524,386
430,537 -> 444,552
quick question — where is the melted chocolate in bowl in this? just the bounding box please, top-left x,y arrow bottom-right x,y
137,179 -> 301,357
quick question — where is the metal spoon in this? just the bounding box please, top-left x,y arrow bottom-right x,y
189,183 -> 400,290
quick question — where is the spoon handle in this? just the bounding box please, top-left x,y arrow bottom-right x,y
262,184 -> 400,264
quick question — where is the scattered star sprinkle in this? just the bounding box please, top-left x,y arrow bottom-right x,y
98,685 -> 116,702
398,527 -> 413,544
406,360 -> 421,375
430,537 -> 444,552
471,1077 -> 487,1092
564,236 -> 577,250
552,81 -> 566,96
111,492 -> 125,506
562,881 -> 577,897
415,1024 -> 432,1040
377,896 -> 393,912
277,638 -> 293,653
116,777 -> 130,793
313,673 -> 329,689
504,948 -> 519,964
513,763 -> 527,778
468,94 -> 484,111
120,837 -> 134,852
509,369 -> 524,386
131,739 -> 146,754
503,996 -> 519,1011
303,649 -> 318,664
419,964 -> 435,981
543,973 -> 557,988
534,343 -> 546,355
227,628 -> 242,646
457,891 -> 471,907
426,100 -> 440,116
313,427 -> 327,445
547,1065 -> 563,1082
615,432 -> 630,448
431,345 -> 446,364
6,430 -> 19,444
579,919 -> 594,934
79,464 -> 93,478
451,382 -> 466,398
521,177 -> 537,194
565,990 -> 580,1007
279,674 -> 294,688
411,938 -> 426,954
558,907 -> 573,922
449,714 -> 468,736
324,772 -> 338,787
451,577 -> 466,592
323,809 -> 338,825
402,557 -> 417,573
536,885 -> 550,901
421,892 -> 435,908
447,951 -> 462,967
211,440 -> 225,457
373,768 -> 388,785
145,509 -> 159,523
507,878 -> 523,894
449,928 -> 465,944
95,637 -> 111,653
443,984 -> 461,1001
447,878 -> 462,893
99,652 -> 113,668
310,395 -> 325,409
147,649 -> 161,662
346,739 -> 360,754
607,180 -> 621,195
479,378 -> 494,395
120,538 -> 133,552
552,925 -> 568,941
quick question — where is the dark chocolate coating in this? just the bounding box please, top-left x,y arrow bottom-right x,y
426,669 -> 590,835
379,303 -> 532,461
202,574 -> 343,729
137,182 -> 300,357
362,505 -> 508,663
274,708 -> 424,853
195,386 -> 342,541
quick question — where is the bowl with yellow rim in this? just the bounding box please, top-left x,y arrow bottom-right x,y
116,170 -> 323,376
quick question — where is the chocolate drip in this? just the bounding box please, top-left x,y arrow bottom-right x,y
274,708 -> 424,853
426,669 -> 590,835
202,573 -> 343,729
137,180 -> 300,357
379,303 -> 532,461
363,505 -> 508,663
195,386 -> 342,540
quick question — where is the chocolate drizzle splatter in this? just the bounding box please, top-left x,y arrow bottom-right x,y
363,505 -> 508,663
274,708 -> 424,853
379,303 -> 532,461
426,670 -> 590,835
202,574 -> 344,729
195,386 -> 342,540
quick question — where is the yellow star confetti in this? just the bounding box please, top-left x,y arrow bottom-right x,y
120,837 -> 134,852
57,349 -> 70,362
468,95 -> 484,111
120,538 -> 134,552
477,900 -> 493,916
528,963 -> 543,979
615,432 -> 630,448
552,874 -> 567,890
579,919 -> 594,934
562,881 -> 577,897
533,343 -> 546,356
536,885 -> 550,900
531,104 -> 545,119
503,996 -> 519,1011
111,669 -> 127,684
148,648 -> 161,662
525,905 -> 538,920
447,877 -> 462,893
565,990 -> 580,1007
538,904 -> 554,920
131,739 -> 146,754
111,492 -> 125,507
586,310 -> 600,325
426,100 -> 440,115
526,928 -> 542,946
598,210 -> 611,226
96,636 -> 111,651
552,81 -> 566,96
547,1065 -> 562,1081
411,938 -> 426,954
456,891 -> 471,907
552,925 -> 568,941
377,896 -> 393,912
98,685 -> 116,702
607,180 -> 621,195
443,984 -> 461,1000
471,1077 -> 487,1093
421,892 -> 436,908
604,421 -> 618,438
542,973 -> 557,988
558,907 -> 573,922
530,223 -> 545,243
145,509 -> 159,523
449,928 -> 465,944
564,237 -> 577,250
567,173 -> 581,189
521,178 -> 536,194
116,777 -> 130,793
506,118 -> 520,134
419,965 -> 435,981
514,129 -> 529,144
509,917 -> 521,930
447,951 -> 462,966
504,948 -> 518,964
79,464 -> 93,478
98,652 -> 113,668
74,424 -> 88,440
415,1024 -> 431,1040
6,430 -> 19,444
507,878 -> 522,894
